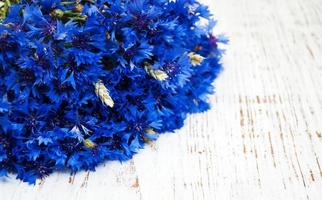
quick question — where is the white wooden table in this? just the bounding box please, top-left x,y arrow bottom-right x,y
1,0 -> 322,199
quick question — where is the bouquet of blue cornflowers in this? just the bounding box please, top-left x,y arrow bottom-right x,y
0,0 -> 226,184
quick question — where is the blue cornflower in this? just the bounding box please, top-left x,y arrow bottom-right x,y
0,0 -> 225,184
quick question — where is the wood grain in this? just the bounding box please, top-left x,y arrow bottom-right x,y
1,0 -> 322,199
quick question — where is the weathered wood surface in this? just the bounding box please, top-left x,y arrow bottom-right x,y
1,0 -> 322,199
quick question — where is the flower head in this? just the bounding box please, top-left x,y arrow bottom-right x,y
0,0 -> 225,184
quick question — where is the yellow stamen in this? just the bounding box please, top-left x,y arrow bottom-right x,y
83,139 -> 96,149
74,4 -> 83,13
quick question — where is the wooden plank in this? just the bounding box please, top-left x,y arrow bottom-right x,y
0,0 -> 322,199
